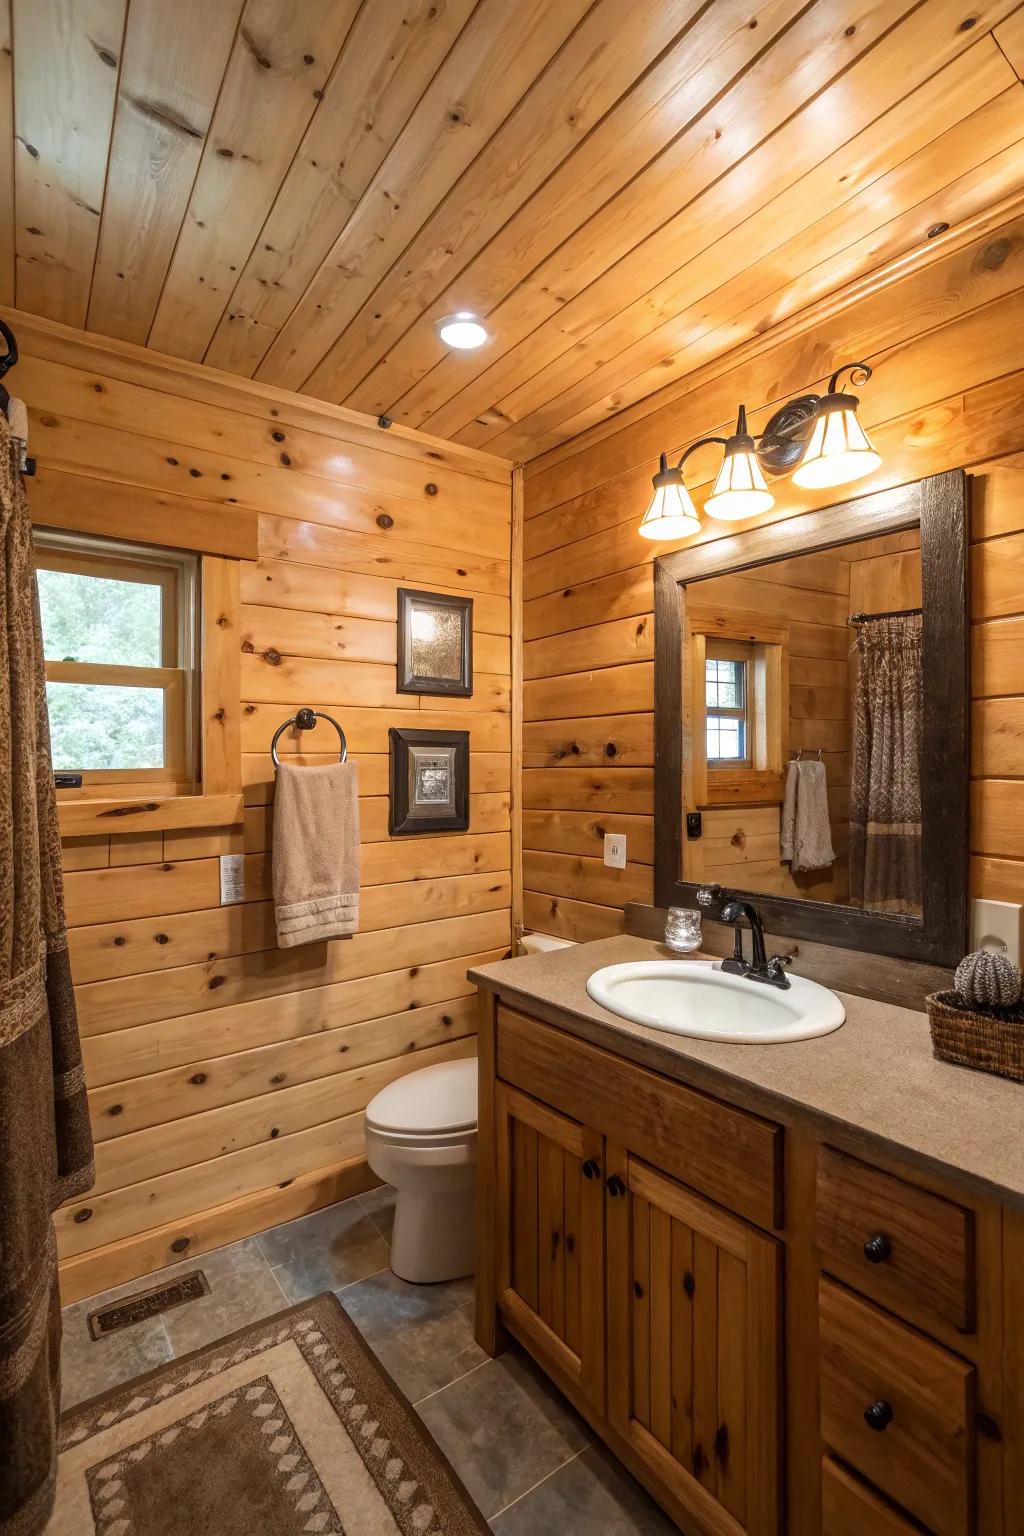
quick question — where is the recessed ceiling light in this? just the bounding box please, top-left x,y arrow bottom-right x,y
436,312 -> 489,350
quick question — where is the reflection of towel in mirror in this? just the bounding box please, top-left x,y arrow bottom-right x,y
780,760 -> 798,863
782,759 -> 835,871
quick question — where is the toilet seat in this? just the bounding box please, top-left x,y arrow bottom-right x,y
367,1124 -> 476,1151
365,1057 -> 477,1137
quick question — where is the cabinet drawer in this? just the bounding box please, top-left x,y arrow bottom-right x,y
821,1457 -> 920,1536
816,1145 -> 974,1333
818,1279 -> 974,1536
496,1005 -> 782,1228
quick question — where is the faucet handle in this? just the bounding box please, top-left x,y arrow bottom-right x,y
695,884 -> 722,907
765,954 -> 793,989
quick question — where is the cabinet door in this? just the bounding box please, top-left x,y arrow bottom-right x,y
606,1150 -> 781,1536
494,1081 -> 604,1408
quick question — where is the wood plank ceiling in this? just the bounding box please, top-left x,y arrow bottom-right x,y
2,0 -> 1024,461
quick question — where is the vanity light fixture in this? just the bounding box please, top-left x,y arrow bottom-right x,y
704,405 -> 775,521
791,364 -> 882,489
639,361 -> 881,538
436,312 -> 489,350
638,454 -> 703,540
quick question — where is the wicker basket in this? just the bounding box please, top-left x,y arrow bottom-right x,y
927,989 -> 1024,1083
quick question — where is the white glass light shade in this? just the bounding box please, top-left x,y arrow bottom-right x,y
638,477 -> 701,540
792,396 -> 881,489
704,446 -> 774,520
436,312 -> 489,349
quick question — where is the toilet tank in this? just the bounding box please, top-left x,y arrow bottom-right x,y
518,932 -> 575,957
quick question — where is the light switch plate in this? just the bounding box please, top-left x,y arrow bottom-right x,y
604,832 -> 627,869
971,898 -> 1022,965
220,852 -> 245,906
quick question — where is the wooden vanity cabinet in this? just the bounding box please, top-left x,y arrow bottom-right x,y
476,995 -> 1014,1536
820,1458 -> 923,1535
605,1150 -> 781,1536
818,1278 -> 975,1535
493,1080 -> 606,1410
486,1004 -> 784,1536
815,1145 -> 975,1334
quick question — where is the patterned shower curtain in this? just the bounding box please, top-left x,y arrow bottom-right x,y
848,613 -> 923,916
0,412 -> 94,1534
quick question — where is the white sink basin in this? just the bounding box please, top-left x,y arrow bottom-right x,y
586,959 -> 845,1043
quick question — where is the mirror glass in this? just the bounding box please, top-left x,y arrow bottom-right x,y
681,525 -> 923,917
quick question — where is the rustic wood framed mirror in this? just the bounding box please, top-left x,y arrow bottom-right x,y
653,469 -> 969,965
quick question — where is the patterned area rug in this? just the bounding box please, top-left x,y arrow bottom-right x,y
54,1292 -> 489,1535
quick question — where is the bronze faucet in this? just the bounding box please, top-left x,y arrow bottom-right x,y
695,885 -> 792,990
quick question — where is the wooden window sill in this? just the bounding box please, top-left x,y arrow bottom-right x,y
58,792 -> 244,837
702,769 -> 785,806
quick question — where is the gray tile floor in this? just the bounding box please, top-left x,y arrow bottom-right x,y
60,1187 -> 677,1534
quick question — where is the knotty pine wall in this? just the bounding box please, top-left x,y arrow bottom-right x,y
520,208 -> 1024,943
9,318 -> 513,1302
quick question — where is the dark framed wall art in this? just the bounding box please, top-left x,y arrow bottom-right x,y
389,727 -> 470,835
396,588 -> 473,697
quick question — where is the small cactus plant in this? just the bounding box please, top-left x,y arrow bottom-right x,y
954,949 -> 1022,1012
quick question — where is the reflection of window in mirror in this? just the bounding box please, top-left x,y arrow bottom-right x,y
34,531 -> 198,790
705,641 -> 753,768
685,616 -> 787,813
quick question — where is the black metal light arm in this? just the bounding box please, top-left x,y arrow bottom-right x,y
661,437 -> 728,475
827,360 -> 872,394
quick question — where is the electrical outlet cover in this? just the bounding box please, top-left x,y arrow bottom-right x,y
971,898 -> 1022,964
220,853 -> 245,905
604,833 -> 627,869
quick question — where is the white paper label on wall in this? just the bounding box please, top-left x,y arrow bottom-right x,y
220,853 -> 245,905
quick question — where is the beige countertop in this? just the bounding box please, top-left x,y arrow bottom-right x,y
469,935 -> 1024,1212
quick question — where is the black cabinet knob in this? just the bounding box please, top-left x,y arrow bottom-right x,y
606,1174 -> 626,1198
863,1233 -> 893,1264
864,1400 -> 894,1432
581,1159 -> 601,1181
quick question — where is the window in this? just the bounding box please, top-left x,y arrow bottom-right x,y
33,531 -> 198,786
705,640 -> 752,768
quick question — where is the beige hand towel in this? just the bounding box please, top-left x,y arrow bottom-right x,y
780,760 -> 798,862
791,758 -> 835,872
273,759 -> 360,947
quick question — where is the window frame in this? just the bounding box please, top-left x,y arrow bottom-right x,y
704,639 -> 754,770
33,529 -> 199,790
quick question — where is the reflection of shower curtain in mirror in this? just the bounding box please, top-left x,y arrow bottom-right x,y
849,614 -> 923,915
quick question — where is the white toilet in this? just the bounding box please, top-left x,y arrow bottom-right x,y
364,1057 -> 478,1284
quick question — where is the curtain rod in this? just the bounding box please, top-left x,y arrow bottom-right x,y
847,606 -> 922,626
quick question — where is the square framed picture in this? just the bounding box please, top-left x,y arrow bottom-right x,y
389,727 -> 470,835
397,588 -> 473,697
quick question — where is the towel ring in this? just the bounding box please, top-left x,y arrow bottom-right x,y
271,707 -> 347,768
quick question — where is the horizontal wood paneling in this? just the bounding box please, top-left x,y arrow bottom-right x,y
91,1037 -> 476,1197
521,213 -> 1024,943
57,1157 -> 378,1307
15,330 -> 511,1297
81,946 -> 505,1089
88,996 -> 481,1142
522,713 -> 654,769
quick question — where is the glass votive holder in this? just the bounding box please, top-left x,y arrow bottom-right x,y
665,907 -> 702,953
